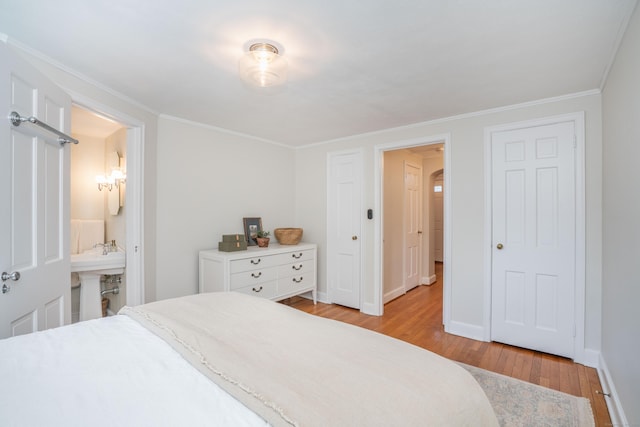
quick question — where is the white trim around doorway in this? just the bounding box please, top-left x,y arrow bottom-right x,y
69,91 -> 146,308
372,134 -> 451,322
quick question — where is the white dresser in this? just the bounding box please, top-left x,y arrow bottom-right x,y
199,243 -> 317,303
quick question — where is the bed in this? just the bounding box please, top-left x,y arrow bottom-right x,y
0,292 -> 499,426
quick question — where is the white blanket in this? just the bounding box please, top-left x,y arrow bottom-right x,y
122,292 -> 499,427
0,315 -> 269,427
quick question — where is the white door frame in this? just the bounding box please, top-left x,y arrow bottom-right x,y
69,91 -> 145,307
483,112 -> 587,364
372,134 -> 451,320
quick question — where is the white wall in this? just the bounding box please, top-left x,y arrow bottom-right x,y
70,133 -> 105,221
104,128 -> 127,313
155,117 -> 297,300
295,93 -> 603,353
601,3 -> 640,425
104,128 -> 127,249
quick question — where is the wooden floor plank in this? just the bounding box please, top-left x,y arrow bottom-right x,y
282,262 -> 611,427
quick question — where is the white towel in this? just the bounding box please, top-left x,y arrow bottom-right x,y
70,219 -> 82,255
79,220 -> 105,252
71,219 -> 105,254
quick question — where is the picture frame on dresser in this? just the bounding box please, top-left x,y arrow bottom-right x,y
242,217 -> 262,246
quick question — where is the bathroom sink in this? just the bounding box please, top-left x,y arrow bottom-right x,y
70,248 -> 126,274
71,248 -> 126,321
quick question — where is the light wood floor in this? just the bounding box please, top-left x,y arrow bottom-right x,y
282,263 -> 611,427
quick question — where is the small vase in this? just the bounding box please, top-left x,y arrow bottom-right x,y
256,237 -> 270,247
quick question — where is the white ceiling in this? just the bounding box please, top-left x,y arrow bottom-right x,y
71,106 -> 123,138
0,0 -> 636,147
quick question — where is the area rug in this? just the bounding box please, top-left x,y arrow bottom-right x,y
459,363 -> 595,427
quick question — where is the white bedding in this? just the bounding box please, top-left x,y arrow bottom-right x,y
1,293 -> 499,426
123,292 -> 498,426
0,315 -> 269,427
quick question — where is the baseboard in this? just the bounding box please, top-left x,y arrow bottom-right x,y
577,348 -> 600,369
421,274 -> 436,285
300,290 -> 381,316
294,290 -> 329,304
445,320 -> 486,342
361,301 -> 380,316
598,354 -> 629,427
315,290 -> 329,304
384,287 -> 405,304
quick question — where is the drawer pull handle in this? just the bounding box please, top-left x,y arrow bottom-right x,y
252,286 -> 263,293
292,277 -> 303,283
292,253 -> 303,259
250,258 -> 261,265
292,264 -> 303,271
251,272 -> 262,278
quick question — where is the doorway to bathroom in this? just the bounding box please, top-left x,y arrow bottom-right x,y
70,104 -> 144,322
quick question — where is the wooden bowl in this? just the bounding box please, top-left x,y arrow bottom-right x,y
274,228 -> 303,245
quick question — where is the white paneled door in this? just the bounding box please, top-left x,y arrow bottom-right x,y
491,120 -> 576,358
0,43 -> 71,338
327,150 -> 362,309
404,161 -> 422,291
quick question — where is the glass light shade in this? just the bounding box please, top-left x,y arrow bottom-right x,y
110,168 -> 125,181
238,43 -> 287,88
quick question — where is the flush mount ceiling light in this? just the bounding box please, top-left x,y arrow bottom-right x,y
238,42 -> 288,88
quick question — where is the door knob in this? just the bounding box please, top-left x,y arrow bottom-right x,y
1,271 -> 20,281
496,243 -> 504,250
352,236 -> 358,240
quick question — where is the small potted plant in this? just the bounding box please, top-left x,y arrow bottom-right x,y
256,230 -> 270,247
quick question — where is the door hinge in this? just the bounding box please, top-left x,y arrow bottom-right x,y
573,134 -> 577,149
573,323 -> 577,338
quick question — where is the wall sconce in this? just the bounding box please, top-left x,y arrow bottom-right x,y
96,168 -> 126,192
96,174 -> 114,191
238,42 -> 287,88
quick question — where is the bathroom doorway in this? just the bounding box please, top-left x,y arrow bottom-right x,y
70,104 -> 144,321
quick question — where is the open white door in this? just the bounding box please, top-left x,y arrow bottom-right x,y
490,120 -> 576,358
404,161 -> 422,291
0,42 -> 72,338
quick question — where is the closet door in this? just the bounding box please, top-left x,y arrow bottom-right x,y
490,120 -> 576,358
327,150 -> 362,309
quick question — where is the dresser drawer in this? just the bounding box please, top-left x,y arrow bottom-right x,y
278,259 -> 314,279
280,249 -> 314,263
230,254 -> 279,273
235,280 -> 278,299
278,273 -> 313,295
230,267 -> 277,290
